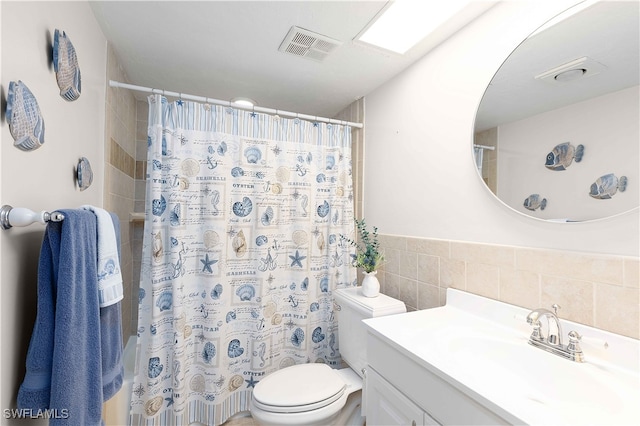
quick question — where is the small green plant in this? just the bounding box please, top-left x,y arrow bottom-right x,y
341,218 -> 384,273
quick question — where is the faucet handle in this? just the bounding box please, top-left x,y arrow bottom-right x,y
529,320 -> 544,342
567,330 -> 585,362
551,304 -> 561,316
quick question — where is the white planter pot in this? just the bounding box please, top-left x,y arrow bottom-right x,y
361,270 -> 380,298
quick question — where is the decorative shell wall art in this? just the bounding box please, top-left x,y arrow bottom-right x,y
545,142 -> 584,171
589,173 -> 628,199
6,80 -> 45,151
53,29 -> 81,101
523,194 -> 547,211
76,157 -> 93,191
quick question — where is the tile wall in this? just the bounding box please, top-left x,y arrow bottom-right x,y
104,45 -> 138,339
377,234 -> 640,339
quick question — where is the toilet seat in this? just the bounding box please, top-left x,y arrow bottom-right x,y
252,364 -> 346,413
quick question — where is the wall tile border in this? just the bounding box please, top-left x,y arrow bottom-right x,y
377,234 -> 640,339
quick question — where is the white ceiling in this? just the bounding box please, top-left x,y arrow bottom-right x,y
475,0 -> 639,131
89,1 -> 495,118
89,1 -> 638,125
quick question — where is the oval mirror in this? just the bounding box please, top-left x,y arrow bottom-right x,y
474,1 -> 639,222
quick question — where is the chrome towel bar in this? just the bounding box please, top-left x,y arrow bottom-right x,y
0,205 -> 65,230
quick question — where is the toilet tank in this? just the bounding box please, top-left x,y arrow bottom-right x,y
334,287 -> 406,378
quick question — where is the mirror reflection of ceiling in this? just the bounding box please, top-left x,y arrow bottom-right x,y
475,1 -> 639,132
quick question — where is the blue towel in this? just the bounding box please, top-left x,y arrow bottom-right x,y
17,209 -> 124,425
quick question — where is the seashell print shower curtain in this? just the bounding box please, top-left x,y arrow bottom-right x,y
130,95 -> 356,425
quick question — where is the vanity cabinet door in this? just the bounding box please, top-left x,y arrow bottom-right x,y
365,367 -> 439,426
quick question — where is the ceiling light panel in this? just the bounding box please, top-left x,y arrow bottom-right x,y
357,0 -> 470,54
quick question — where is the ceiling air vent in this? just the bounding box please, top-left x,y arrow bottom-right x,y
535,57 -> 607,84
278,26 -> 342,62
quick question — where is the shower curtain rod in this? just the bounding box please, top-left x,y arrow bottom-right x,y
109,80 -> 364,129
473,144 -> 495,151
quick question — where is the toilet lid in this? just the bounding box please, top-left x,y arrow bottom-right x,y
252,363 -> 346,413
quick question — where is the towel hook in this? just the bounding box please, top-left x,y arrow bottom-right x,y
0,205 -> 64,230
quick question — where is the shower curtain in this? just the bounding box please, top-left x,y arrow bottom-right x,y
130,95 -> 356,425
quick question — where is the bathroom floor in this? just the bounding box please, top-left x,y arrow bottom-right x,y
222,415 -> 258,426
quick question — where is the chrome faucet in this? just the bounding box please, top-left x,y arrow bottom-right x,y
525,304 -> 584,362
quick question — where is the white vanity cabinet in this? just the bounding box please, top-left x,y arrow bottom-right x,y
362,288 -> 640,426
365,366 -> 438,426
364,331 -> 512,426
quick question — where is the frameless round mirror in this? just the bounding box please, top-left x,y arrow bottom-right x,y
474,1 -> 639,222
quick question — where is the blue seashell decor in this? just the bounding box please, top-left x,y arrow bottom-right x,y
218,141 -> 227,155
291,328 -> 305,347
202,342 -> 216,364
589,173 -> 628,199
228,339 -> 244,358
244,146 -> 262,164
312,327 -> 325,343
76,157 -> 93,191
156,291 -> 173,312
211,284 -> 223,299
152,195 -> 167,216
523,194 -> 547,211
148,357 -> 163,379
261,206 -> 274,225
53,29 -> 81,101
6,80 -> 45,151
317,200 -> 330,218
319,276 -> 329,292
232,197 -> 253,217
545,142 -> 584,171
236,283 -> 256,301
255,235 -> 268,246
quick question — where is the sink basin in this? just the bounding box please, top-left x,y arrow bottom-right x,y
437,328 -> 629,414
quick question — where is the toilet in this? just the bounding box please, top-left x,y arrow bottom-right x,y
249,287 -> 406,426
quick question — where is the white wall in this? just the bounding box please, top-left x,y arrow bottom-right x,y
364,0 -> 639,256
0,2 -> 107,422
498,86 -> 639,221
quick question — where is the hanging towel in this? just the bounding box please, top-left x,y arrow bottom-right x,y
81,205 -> 123,307
17,209 -> 103,425
101,212 -> 124,401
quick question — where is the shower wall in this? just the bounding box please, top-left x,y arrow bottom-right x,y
104,45 -> 139,340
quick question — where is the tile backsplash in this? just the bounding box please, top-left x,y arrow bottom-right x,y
376,234 -> 639,339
